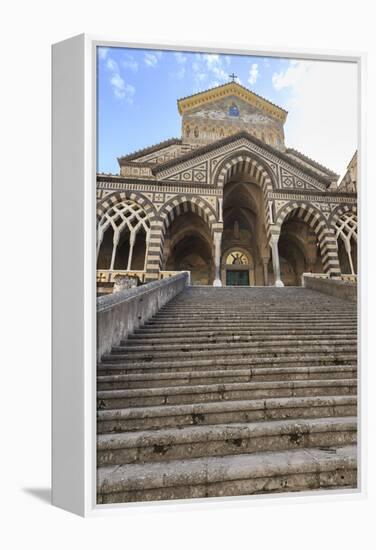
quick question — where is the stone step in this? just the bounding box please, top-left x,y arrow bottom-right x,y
97,365 -> 357,390
97,417 -> 357,466
161,303 -> 355,310
154,311 -> 356,319
131,328 -> 358,339
116,338 -> 357,355
147,315 -> 357,325
97,395 -> 356,433
124,334 -> 357,347
97,444 -> 357,503
98,353 -> 357,375
97,378 -> 357,410
104,344 -> 357,363
161,305 -> 355,310
142,321 -> 357,330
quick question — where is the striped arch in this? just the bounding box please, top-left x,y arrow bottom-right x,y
159,196 -> 218,237
96,190 -> 156,224
144,196 -> 219,281
274,202 -> 341,278
214,151 -> 276,239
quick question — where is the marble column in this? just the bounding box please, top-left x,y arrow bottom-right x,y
270,234 -> 284,287
109,231 -> 119,271
97,228 -> 104,260
213,232 -> 222,287
143,232 -> 150,272
127,232 -> 136,271
345,239 -> 355,275
262,258 -> 269,286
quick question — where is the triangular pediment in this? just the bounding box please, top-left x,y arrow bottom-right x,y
154,133 -> 329,192
178,82 -> 287,123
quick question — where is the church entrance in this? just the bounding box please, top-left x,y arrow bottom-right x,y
226,270 -> 249,286
221,170 -> 270,286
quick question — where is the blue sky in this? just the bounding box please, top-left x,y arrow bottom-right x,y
97,47 -> 357,178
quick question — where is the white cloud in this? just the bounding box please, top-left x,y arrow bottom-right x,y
174,51 -> 187,64
191,53 -> 229,90
248,63 -> 259,85
105,56 -> 135,102
98,47 -> 109,60
122,55 -> 138,72
175,66 -> 186,80
106,58 -> 119,72
110,73 -> 135,102
144,51 -> 163,67
203,54 -> 228,81
272,59 -> 357,176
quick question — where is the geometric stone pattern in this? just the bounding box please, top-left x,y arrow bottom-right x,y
96,82 -> 357,282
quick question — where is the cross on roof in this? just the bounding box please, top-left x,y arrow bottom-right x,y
229,73 -> 238,82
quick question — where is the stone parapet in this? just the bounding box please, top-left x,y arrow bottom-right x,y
302,273 -> 357,302
97,272 -> 189,359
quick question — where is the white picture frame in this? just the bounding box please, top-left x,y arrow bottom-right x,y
52,34 -> 366,517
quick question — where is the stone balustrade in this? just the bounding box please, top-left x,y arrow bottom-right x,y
302,273 -> 357,302
97,271 -> 190,359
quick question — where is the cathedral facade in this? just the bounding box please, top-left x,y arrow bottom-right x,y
96,81 -> 357,291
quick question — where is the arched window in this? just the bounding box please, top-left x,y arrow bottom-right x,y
335,212 -> 357,275
97,200 -> 151,271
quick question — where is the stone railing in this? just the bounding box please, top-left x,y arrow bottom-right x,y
301,272 -> 357,283
97,269 -> 191,284
302,273 -> 357,302
97,269 -> 147,284
159,270 -> 191,284
97,271 -> 190,360
341,274 -> 357,283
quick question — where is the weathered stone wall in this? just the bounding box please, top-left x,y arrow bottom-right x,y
302,274 -> 357,302
97,272 -> 189,359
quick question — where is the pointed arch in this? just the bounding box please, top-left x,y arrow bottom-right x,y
329,204 -> 357,227
96,190 -> 156,224
159,195 -> 218,238
333,210 -> 358,275
214,150 -> 277,241
274,202 -> 341,278
97,198 -> 152,272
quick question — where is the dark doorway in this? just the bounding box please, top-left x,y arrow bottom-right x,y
226,270 -> 249,286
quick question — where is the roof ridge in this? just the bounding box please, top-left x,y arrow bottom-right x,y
151,131 -> 333,186
118,137 -> 182,163
286,148 -> 339,178
177,81 -> 287,115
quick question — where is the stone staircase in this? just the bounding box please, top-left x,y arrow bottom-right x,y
96,286 -> 357,504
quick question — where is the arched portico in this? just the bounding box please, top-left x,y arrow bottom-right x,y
274,203 -> 341,279
157,197 -> 218,285
97,199 -> 151,272
334,211 -> 358,275
216,151 -> 276,286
